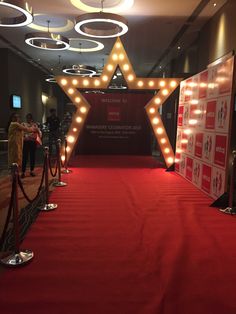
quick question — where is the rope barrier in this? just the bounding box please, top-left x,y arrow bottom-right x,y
53,139 -> 67,187
0,164 -> 34,266
39,147 -> 58,211
0,177 -> 15,250
48,155 -> 58,177
220,150 -> 236,215
17,156 -> 46,203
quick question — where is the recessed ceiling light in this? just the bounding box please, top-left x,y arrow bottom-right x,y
213,3 -> 217,7
178,46 -> 181,50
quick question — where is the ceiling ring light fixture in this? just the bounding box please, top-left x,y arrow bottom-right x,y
69,38 -> 104,52
63,65 -> 97,76
25,21 -> 70,50
0,0 -> 33,27
74,11 -> 128,38
70,0 -> 134,13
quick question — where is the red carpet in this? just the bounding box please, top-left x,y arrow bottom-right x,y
1,156 -> 236,314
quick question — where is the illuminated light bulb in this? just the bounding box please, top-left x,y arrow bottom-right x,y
194,109 -> 202,115
170,80 -> 177,88
164,148 -> 170,154
189,119 -> 197,125
128,74 -> 134,81
148,81 -> 154,87
189,82 -> 196,88
176,148 -> 182,153
184,129 -> 191,135
137,80 -> 144,87
159,81 -> 166,87
102,75 -> 108,82
167,157 -> 174,164
156,127 -> 163,134
61,155 -> 65,161
80,107 -> 87,113
75,97 -> 81,103
107,64 -> 113,71
119,53 -> 125,60
191,99 -> 199,105
123,64 -> 129,71
200,82 -> 207,88
152,117 -> 159,125
68,88 -> 74,94
112,53 -> 118,61
83,79 -> 89,86
61,79 -> 67,86
160,138 -> 167,144
155,97 -> 161,105
149,108 -> 155,114
162,89 -> 169,96
67,136 -> 75,143
66,146 -> 71,152
76,116 -> 82,123
185,90 -> 192,96
72,79 -> 78,85
73,128 -> 77,132
116,42 -> 121,49
94,79 -> 100,86
175,158 -> 180,163
181,139 -> 188,144
208,83 -> 214,89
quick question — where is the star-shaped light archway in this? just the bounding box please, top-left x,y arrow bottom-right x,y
56,38 -> 182,167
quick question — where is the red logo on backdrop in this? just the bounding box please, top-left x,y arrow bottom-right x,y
186,157 -> 193,181
107,105 -> 121,121
194,133 -> 203,158
214,135 -> 227,167
178,105 -> 184,126
205,101 -> 216,129
202,164 -> 212,193
199,71 -> 208,99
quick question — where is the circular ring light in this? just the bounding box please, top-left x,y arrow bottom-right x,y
71,0 -> 134,13
75,12 -> 128,38
27,14 -> 74,32
109,84 -> 127,89
69,38 -> 104,52
45,76 -> 57,83
63,65 -> 97,76
25,32 -> 70,50
0,0 -> 33,27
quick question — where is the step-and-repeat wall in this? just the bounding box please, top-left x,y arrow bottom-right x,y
175,56 -> 234,199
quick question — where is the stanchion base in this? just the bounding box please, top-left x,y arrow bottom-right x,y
62,169 -> 72,174
219,207 -> 236,215
53,181 -> 67,187
39,203 -> 58,211
0,249 -> 34,267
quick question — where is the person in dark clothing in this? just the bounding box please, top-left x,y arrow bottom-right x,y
46,108 -> 60,154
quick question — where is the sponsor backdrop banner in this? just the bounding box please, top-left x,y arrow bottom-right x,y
175,56 -> 234,199
77,93 -> 153,155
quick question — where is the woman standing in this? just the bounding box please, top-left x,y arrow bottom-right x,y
6,113 -> 36,171
21,113 -> 41,178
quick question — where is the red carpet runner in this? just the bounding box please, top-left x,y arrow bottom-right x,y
1,156 -> 236,314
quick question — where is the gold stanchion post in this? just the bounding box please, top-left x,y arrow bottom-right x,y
62,136 -> 72,174
220,150 -> 236,214
40,147 -> 58,211
53,139 -> 67,187
0,164 -> 34,266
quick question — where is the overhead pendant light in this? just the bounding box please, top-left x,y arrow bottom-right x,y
63,64 -> 97,76
0,0 -> 33,27
74,0 -> 128,38
25,20 -> 70,50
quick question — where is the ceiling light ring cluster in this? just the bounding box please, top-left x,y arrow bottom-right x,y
70,0 -> 134,13
74,12 -> 128,38
69,38 -> 104,52
63,65 -> 97,76
25,32 -> 70,50
0,0 -> 33,27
